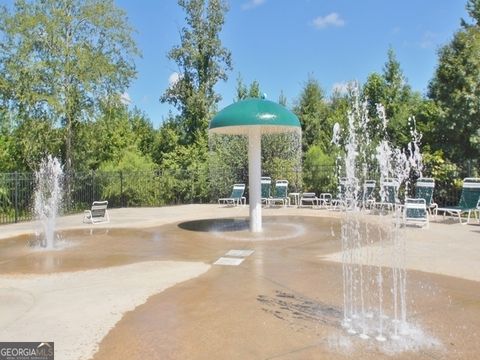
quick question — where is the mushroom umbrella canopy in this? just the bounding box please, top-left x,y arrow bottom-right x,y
209,98 -> 301,232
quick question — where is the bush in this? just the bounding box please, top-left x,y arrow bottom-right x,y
98,149 -> 158,206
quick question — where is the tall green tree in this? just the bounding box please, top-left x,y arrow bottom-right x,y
0,0 -> 139,172
429,0 -> 480,169
363,48 -> 420,147
234,75 -> 262,101
293,76 -> 329,152
160,0 -> 232,145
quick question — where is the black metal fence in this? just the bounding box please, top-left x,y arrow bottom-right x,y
0,167 -> 464,225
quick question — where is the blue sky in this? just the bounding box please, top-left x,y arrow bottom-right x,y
117,0 -> 468,127
2,0 -> 470,126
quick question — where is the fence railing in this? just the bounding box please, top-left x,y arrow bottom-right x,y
0,167 -> 465,225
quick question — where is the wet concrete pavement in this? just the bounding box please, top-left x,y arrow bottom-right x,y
89,217 -> 479,360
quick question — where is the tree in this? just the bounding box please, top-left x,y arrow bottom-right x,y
0,0 -> 139,173
293,76 -> 329,152
99,148 -> 158,207
160,0 -> 232,145
362,48 -> 420,147
234,75 -> 262,101
235,74 -> 248,101
429,0 -> 480,169
362,72 -> 387,121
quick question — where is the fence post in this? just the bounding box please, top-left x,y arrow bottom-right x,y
191,169 -> 195,204
120,171 -> 124,208
14,171 -> 18,223
91,170 -> 95,204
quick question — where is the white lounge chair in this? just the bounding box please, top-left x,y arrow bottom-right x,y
218,183 -> 246,206
318,193 -> 332,208
83,201 -> 110,224
300,192 -> 319,207
403,198 -> 429,228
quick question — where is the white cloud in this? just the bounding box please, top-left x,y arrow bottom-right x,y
242,0 -> 266,11
331,82 -> 349,95
120,92 -> 131,105
311,13 -> 345,29
168,72 -> 180,87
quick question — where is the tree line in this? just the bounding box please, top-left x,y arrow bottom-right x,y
0,0 -> 478,203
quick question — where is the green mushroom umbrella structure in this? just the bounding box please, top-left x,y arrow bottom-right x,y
209,98 -> 301,232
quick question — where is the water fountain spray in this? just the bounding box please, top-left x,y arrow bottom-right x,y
34,156 -> 64,249
334,83 -> 424,342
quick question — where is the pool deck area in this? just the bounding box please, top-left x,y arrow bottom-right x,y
0,204 -> 479,359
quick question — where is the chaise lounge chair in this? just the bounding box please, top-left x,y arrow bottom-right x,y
83,201 -> 110,224
477,198 -> 480,223
268,180 -> 290,206
414,177 -> 437,215
376,178 -> 400,211
436,178 -> 480,224
300,192 -> 320,207
261,177 -> 272,205
331,177 -> 358,210
318,193 -> 333,208
360,180 -> 376,209
403,198 -> 429,228
330,177 -> 348,210
218,183 -> 246,206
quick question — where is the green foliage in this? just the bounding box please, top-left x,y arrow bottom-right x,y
129,108 -> 156,157
262,133 -> 302,190
10,118 -> 62,171
422,150 -> 462,205
235,75 -> 262,100
413,99 -> 443,153
462,0 -> 480,26
302,145 -> 336,193
0,0 -> 139,172
362,48 -> 420,148
293,76 -> 329,152
0,126 -> 16,172
429,20 -> 480,169
209,134 -> 248,195
157,137 -> 210,204
362,72 -> 387,130
99,148 -> 157,206
152,116 -> 182,165
160,0 -> 232,145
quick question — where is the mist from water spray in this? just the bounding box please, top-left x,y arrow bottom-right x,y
34,156 -> 64,249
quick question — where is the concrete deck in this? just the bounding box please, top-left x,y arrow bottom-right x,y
0,205 -> 479,359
